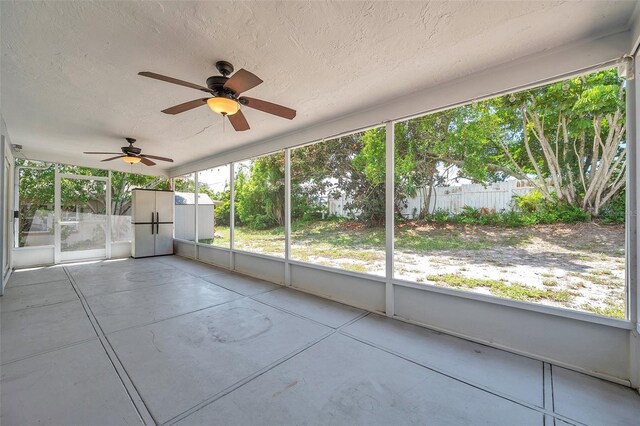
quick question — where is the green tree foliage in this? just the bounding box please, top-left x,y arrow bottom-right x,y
111,172 -> 170,216
235,154 -> 285,229
210,184 -> 231,226
291,131 -> 386,226
353,68 -> 626,220
235,70 -> 626,228
16,164 -> 55,246
173,174 -> 196,193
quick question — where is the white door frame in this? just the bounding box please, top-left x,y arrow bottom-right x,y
54,170 -> 111,263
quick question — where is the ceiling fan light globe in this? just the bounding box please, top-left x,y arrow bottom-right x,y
122,155 -> 141,164
207,97 -> 240,115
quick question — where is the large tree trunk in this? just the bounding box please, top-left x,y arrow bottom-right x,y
518,103 -> 626,216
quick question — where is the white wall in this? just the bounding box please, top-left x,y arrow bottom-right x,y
11,246 -> 54,268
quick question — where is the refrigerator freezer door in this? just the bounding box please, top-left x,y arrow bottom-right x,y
155,191 -> 174,223
155,223 -> 174,255
132,189 -> 156,224
132,224 -> 155,258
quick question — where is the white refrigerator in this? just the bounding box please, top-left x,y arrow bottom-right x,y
131,189 -> 174,258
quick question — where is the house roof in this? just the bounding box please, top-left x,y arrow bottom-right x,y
174,192 -> 222,206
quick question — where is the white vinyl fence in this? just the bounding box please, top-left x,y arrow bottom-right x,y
329,180 -> 535,218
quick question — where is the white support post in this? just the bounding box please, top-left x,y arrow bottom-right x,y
53,164 -> 61,264
194,172 -> 199,258
285,149 -> 291,286
627,54 -> 640,391
229,162 -> 235,270
106,170 -> 112,259
169,177 -> 175,241
0,138 -> 5,287
385,121 -> 395,317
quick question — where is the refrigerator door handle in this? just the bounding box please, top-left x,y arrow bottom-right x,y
151,212 -> 155,234
156,212 -> 159,234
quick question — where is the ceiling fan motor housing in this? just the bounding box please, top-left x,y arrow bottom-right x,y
122,146 -> 142,155
206,75 -> 238,100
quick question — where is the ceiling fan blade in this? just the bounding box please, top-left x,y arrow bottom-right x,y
84,152 -> 122,155
239,97 -> 296,119
138,72 -> 212,93
101,155 -> 125,162
224,69 -> 263,94
161,98 -> 209,115
140,154 -> 174,162
139,157 -> 156,166
227,110 -> 250,131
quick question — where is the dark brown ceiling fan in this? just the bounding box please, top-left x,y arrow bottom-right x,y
84,138 -> 173,166
138,61 -> 296,132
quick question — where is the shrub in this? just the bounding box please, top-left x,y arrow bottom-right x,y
456,206 -> 483,224
513,190 -> 590,224
552,202 -> 591,223
600,191 -> 625,224
419,194 -> 590,228
514,190 -> 547,213
248,213 -> 277,230
213,199 -> 231,226
426,208 -> 450,225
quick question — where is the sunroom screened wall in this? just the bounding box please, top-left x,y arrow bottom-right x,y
171,58 -> 639,388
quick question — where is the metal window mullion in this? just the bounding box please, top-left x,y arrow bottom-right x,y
106,170 -> 111,259
194,173 -> 199,257
169,177 -> 175,240
385,121 -> 395,317
627,56 -> 640,389
230,162 -> 235,270
54,164 -> 61,264
628,75 -> 638,325
285,149 -> 291,286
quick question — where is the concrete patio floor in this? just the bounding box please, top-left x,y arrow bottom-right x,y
1,255 -> 639,425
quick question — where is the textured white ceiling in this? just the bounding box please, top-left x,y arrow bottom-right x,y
1,1 -> 637,173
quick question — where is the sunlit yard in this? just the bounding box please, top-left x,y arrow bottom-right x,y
209,220 -> 626,318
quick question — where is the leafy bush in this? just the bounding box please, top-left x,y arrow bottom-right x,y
429,208 -> 450,225
600,191 -> 625,224
514,190 -> 547,213
454,206 -> 502,225
248,213 -> 277,230
422,195 -> 591,228
513,191 -> 590,225
549,202 -> 591,223
213,199 -> 231,226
